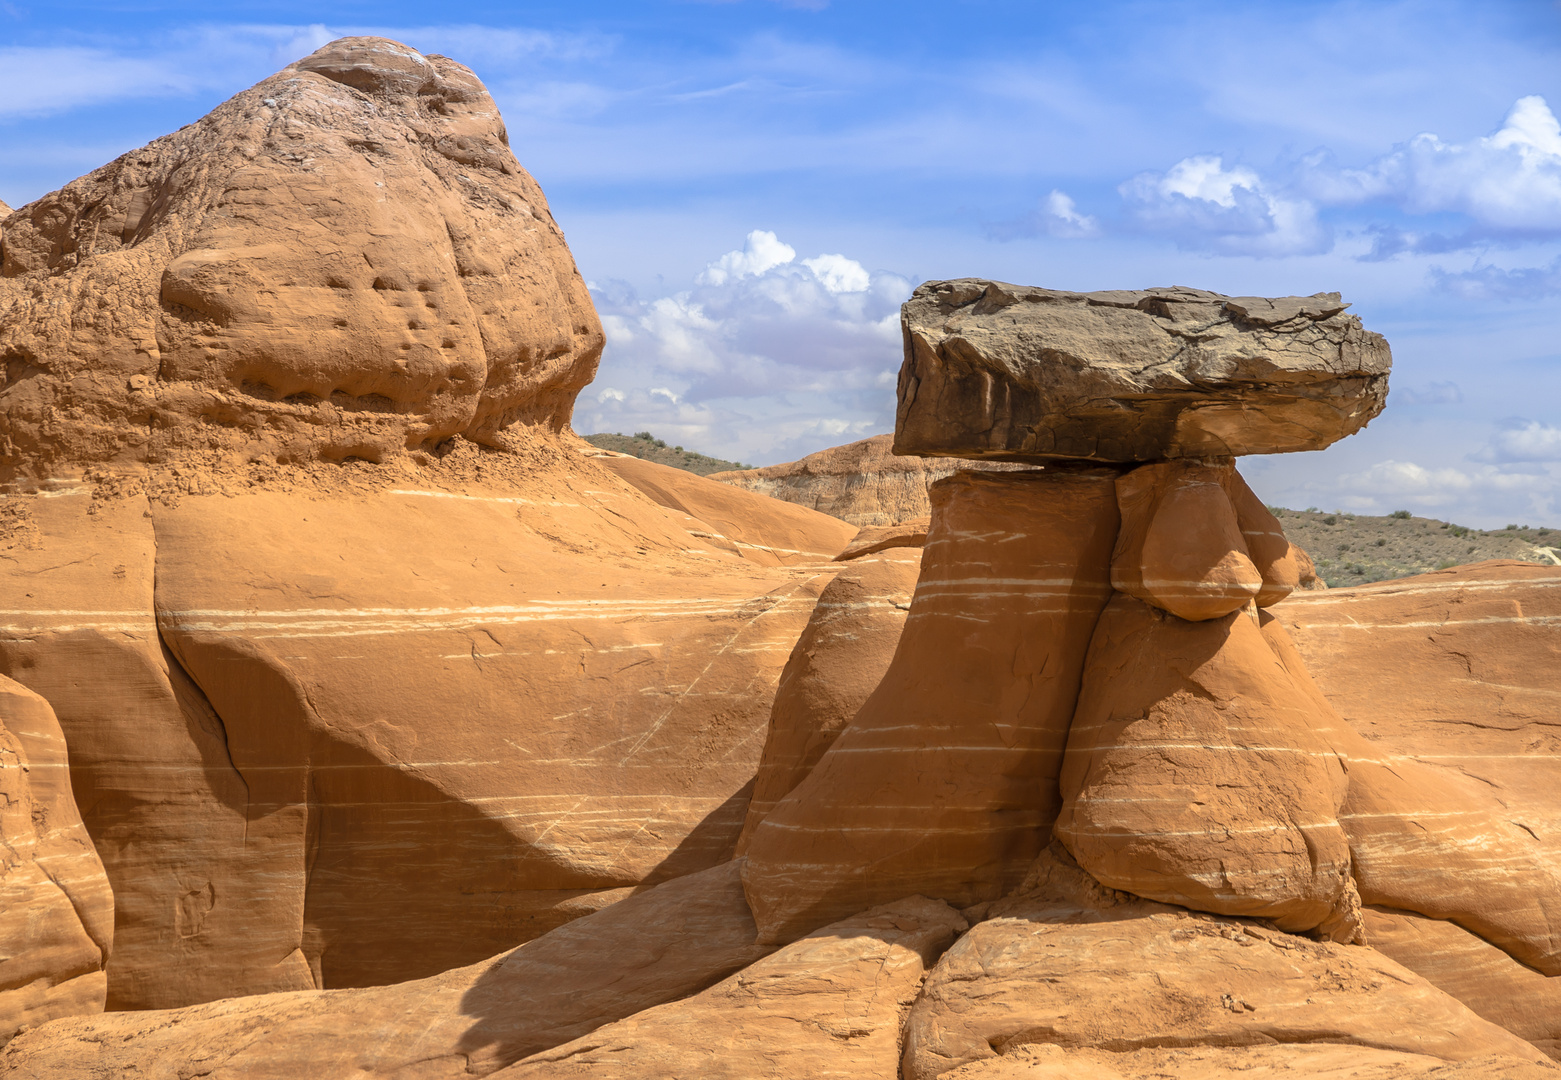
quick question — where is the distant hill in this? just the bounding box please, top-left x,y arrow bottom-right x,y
583,432 -> 754,477
1274,507 -> 1559,586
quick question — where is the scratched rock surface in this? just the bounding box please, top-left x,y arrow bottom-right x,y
742,467 -> 1120,943
1363,906 -> 1561,1059
935,1044 -> 1560,1079
0,37 -> 602,481
736,545 -> 923,851
902,860 -> 1549,1080
1268,567 -> 1561,976
0,861 -> 775,1079
496,895 -> 966,1079
709,433 -> 1025,527
0,447 -> 846,1005
0,677 -> 113,1044
896,280 -> 1391,462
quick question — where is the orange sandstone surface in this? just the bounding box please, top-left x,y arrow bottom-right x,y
2,35 -> 1559,1080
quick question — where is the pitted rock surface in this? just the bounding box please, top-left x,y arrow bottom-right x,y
0,36 -> 601,481
895,279 -> 1391,462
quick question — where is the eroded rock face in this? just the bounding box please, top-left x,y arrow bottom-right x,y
736,545 -> 922,851
742,468 -> 1119,942
1055,596 -> 1360,939
0,862 -> 774,1078
710,433 -> 1025,526
498,895 -> 965,1079
0,36 -> 602,480
895,280 -> 1390,462
0,678 -> 113,1044
903,878 -> 1547,1080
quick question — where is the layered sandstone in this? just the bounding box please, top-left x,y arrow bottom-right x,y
0,679 -> 113,1044
896,280 -> 1391,461
0,862 -> 773,1078
741,468 -> 1119,941
0,37 -> 855,1012
498,896 -> 965,1078
709,433 -> 1023,526
736,545 -> 922,849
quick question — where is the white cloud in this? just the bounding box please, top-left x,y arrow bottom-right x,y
1475,420 -> 1561,463
595,387 -> 625,403
1042,190 -> 1098,238
801,253 -> 870,293
697,229 -> 796,286
0,47 -> 192,117
1431,256 -> 1561,300
1119,155 -> 1328,256
1313,96 -> 1561,235
583,231 -> 913,463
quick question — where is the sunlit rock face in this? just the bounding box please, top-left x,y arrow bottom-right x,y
0,36 -> 603,480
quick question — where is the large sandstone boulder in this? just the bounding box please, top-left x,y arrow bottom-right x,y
0,862 -> 774,1078
895,280 -> 1390,462
742,468 -> 1119,942
902,852 -> 1549,1080
497,895 -> 965,1078
0,37 -> 855,1010
0,678 -> 113,1043
1055,595 -> 1360,940
0,36 -> 601,480
709,433 -> 1023,526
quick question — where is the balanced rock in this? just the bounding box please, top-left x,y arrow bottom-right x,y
0,36 -> 601,479
742,468 -> 1119,942
895,280 -> 1391,462
0,862 -> 773,1078
0,678 -> 113,1043
498,895 -> 965,1078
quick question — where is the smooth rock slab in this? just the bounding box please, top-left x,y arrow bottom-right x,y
0,862 -> 773,1079
497,895 -> 965,1079
895,280 -> 1391,462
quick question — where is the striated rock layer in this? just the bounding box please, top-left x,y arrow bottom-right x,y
0,678 -> 113,1044
896,279 -> 1390,462
0,37 -> 857,1012
742,467 -> 1119,941
0,862 -> 774,1078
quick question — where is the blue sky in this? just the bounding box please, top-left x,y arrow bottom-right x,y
4,1 -> 1561,527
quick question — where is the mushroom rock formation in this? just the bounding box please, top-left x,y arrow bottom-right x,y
710,433 -> 1024,526
741,468 -> 1120,942
0,861 -> 776,1078
735,542 -> 923,851
896,280 -> 1391,462
0,37 -> 852,1010
0,678 -> 113,1044
497,896 -> 966,1078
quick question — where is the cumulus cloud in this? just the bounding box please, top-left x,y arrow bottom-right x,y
1311,96 -> 1561,239
1119,155 -> 1328,256
697,229 -> 797,286
578,231 -> 913,464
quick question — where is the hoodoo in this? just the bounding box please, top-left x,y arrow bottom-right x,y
3,45 -> 1559,1079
